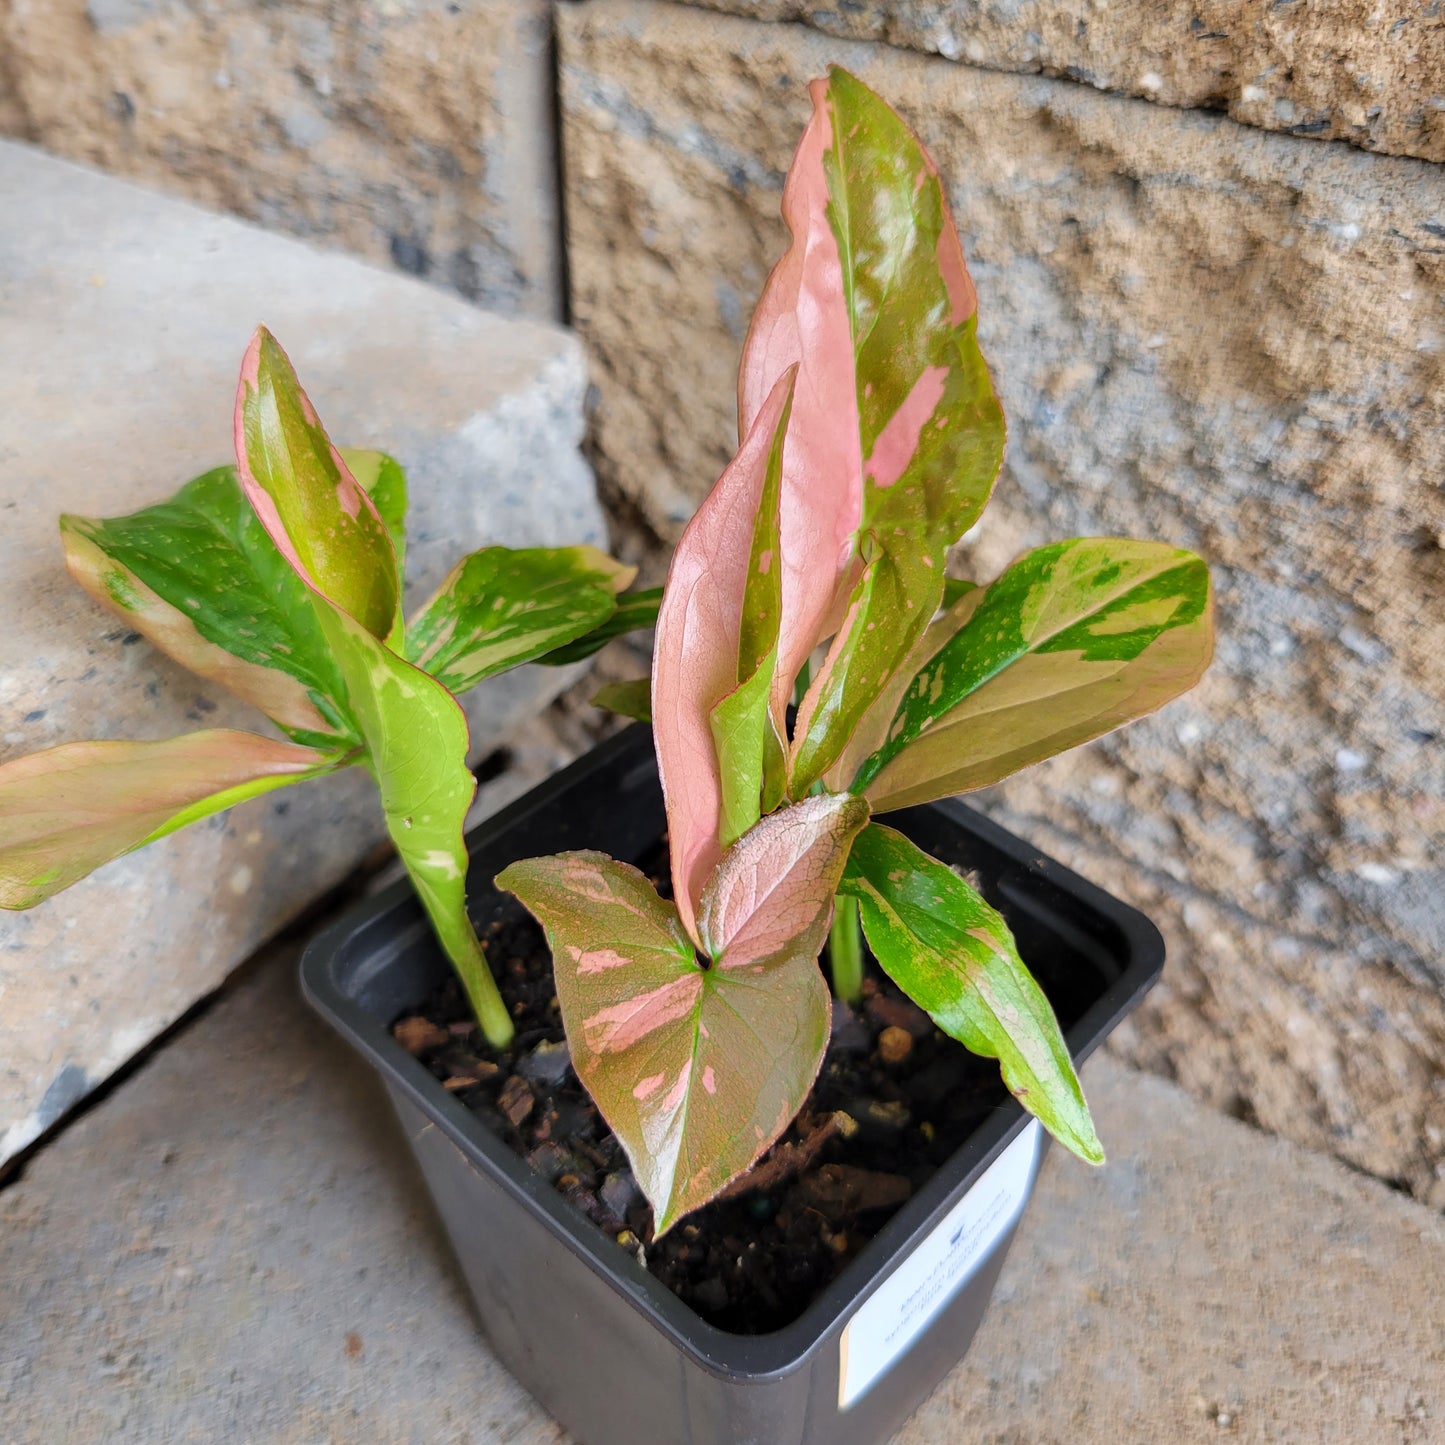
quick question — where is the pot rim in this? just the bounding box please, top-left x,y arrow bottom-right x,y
301,725 -> 1163,1381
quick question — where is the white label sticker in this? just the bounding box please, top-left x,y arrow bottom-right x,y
837,1120 -> 1041,1410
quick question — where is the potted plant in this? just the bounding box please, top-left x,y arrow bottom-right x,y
300,69 -> 1213,1445
0,325 -> 657,1045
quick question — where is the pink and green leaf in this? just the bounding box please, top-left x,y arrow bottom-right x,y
234,327 -> 400,641
498,850 -> 832,1234
740,67 -> 1006,793
839,822 -> 1102,1164
59,464 -> 355,746
853,539 -> 1214,811
406,545 -> 635,695
652,369 -> 796,943
0,731 -> 349,909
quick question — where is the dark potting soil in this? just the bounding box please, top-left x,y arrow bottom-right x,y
394,845 -> 1080,1336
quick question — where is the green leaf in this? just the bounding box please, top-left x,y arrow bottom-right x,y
234,327 -> 400,640
0,731 -> 349,909
60,466 -> 354,747
535,586 -> 663,667
592,678 -> 651,722
314,596 -> 513,1044
853,539 -> 1214,810
709,647 -> 777,847
498,795 -> 864,1233
339,448 -> 408,581
406,546 -> 635,695
840,822 -> 1101,1163
768,67 -> 1006,793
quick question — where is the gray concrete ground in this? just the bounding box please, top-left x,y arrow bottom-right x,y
2,930 -> 1440,1444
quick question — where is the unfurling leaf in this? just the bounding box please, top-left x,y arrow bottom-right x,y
0,731 -> 348,908
407,546 -> 635,695
234,326 -> 400,641
592,678 -> 651,722
853,539 -> 1214,810
60,466 -> 353,746
499,851 -> 831,1235
536,586 -> 663,667
233,335 -> 510,1044
840,823 -> 1101,1163
652,368 -> 797,943
740,66 -> 1006,794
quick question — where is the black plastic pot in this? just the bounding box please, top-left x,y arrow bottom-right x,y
301,725 -> 1163,1445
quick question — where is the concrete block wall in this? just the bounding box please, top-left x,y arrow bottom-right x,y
3,0 -> 1443,1204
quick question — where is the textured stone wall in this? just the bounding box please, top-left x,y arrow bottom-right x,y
689,0 -> 1445,162
0,0 -> 563,319
559,0 -> 1445,1202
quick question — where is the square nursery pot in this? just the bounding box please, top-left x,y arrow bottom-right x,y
301,725 -> 1164,1445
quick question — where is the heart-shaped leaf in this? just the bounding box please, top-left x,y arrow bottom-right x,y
853,539 -> 1213,810
652,368 -> 796,942
839,822 -> 1101,1163
0,731 -> 348,908
59,465 -> 355,746
740,67 -> 1006,793
406,546 -> 635,695
234,327 -> 400,641
498,795 -> 863,1232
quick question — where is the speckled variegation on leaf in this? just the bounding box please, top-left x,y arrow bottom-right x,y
509,67 -> 1214,1231
0,327 -> 656,1050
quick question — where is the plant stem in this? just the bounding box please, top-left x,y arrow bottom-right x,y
448,927 -> 517,1050
829,893 -> 864,1007
793,655 -> 812,710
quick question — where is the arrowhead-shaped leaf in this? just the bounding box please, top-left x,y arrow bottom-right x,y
59,465 -> 355,746
234,327 -> 400,641
652,369 -> 796,942
839,823 -> 1101,1163
534,586 -> 663,667
406,546 -> 635,695
499,794 -> 863,1233
0,731 -> 347,908
740,67 -> 1006,792
853,539 -> 1214,810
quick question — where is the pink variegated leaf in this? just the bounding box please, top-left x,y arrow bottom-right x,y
0,731 -> 349,909
234,327 -> 400,641
697,792 -> 870,967
497,849 -> 832,1234
652,369 -> 796,944
739,68 -> 1006,794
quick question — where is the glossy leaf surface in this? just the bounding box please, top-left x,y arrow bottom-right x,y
840,822 -> 1101,1163
652,370 -> 796,942
855,539 -> 1213,810
407,546 -> 634,694
740,67 -> 1006,791
535,586 -> 663,667
499,851 -> 830,1234
0,731 -> 345,908
234,327 -> 400,640
59,465 -> 354,746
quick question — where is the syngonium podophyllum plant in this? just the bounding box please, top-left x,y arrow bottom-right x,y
499,69 -> 1214,1234
0,328 -> 658,1048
